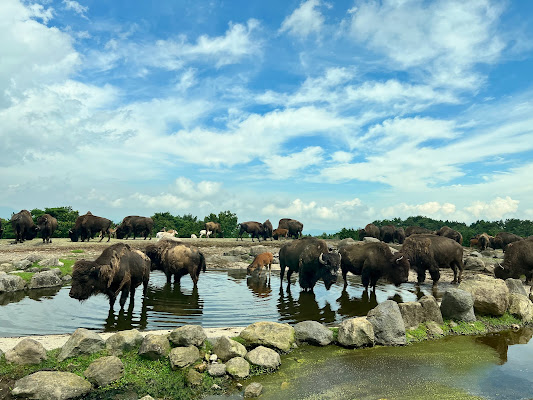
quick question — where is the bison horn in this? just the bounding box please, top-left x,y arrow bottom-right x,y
396,255 -> 404,264
319,253 -> 326,264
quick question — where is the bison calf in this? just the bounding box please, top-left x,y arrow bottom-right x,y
247,252 -> 274,277
69,243 -> 150,310
272,228 -> 288,240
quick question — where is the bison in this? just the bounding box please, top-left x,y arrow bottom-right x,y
358,223 -> 380,241
205,221 -> 223,238
247,252 -> 274,277
339,242 -> 410,290
492,232 -> 523,251
436,226 -> 463,245
494,240 -> 533,283
477,233 -> 492,251
279,237 -> 341,291
278,218 -> 303,239
11,210 -> 39,244
69,243 -> 151,310
405,226 -> 434,237
262,219 -> 273,241
237,221 -> 264,242
394,227 -> 406,244
36,214 -> 58,244
400,234 -> 464,285
115,216 -> 154,240
379,225 -> 396,243
69,212 -> 112,242
272,228 -> 288,240
145,240 -> 206,285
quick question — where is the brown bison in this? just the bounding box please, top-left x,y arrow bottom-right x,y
379,225 -> 396,243
262,219 -> 273,241
278,218 -> 303,239
115,216 -> 154,240
205,221 -> 223,238
405,226 -> 434,236
69,243 -> 150,310
11,210 -> 39,244
477,233 -> 492,251
145,240 -> 206,285
279,237 -> 341,291
36,214 -> 58,244
491,232 -> 523,251
394,227 -> 406,244
358,223 -> 380,240
494,240 -> 533,283
400,234 -> 464,285
436,226 -> 463,245
339,242 -> 409,290
272,228 -> 288,240
69,212 -> 112,242
247,252 -> 274,277
237,221 -> 264,241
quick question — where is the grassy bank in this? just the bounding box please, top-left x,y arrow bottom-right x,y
12,259 -> 75,283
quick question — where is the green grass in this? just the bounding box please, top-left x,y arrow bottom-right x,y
406,324 -> 429,343
13,259 -> 75,283
230,336 -> 246,346
70,249 -> 84,253
442,320 -> 488,335
478,312 -> 522,328
329,327 -> 339,342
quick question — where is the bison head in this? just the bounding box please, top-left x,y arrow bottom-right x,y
69,261 -> 100,301
25,225 -> 40,240
144,244 -> 163,271
69,229 -> 79,242
115,225 -> 126,239
389,254 -> 410,286
494,264 -> 510,280
318,251 -> 341,290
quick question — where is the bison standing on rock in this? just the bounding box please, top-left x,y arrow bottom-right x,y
69,243 -> 151,310
115,216 -> 154,240
279,237 -> 341,291
272,228 -> 288,240
400,234 -> 464,285
37,214 -> 58,244
278,218 -> 303,239
205,222 -> 223,238
436,226 -> 463,245
69,212 -> 112,242
494,240 -> 533,283
11,210 -> 39,244
237,221 -> 264,242
339,242 -> 409,290
358,223 -> 380,241
145,240 -> 206,286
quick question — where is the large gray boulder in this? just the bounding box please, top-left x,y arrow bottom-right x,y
244,382 -> 263,398
207,362 -> 227,377
508,294 -> 533,322
29,270 -> 63,289
398,302 -> 424,330
464,257 -> 485,271
366,300 -> 406,346
106,329 -> 144,355
0,272 -> 26,292
169,325 -> 207,347
419,295 -> 444,324
294,321 -> 333,346
337,238 -> 356,248
239,321 -> 295,352
5,338 -> 47,365
212,336 -> 247,361
506,278 -> 527,296
250,245 -> 269,256
440,288 -> 476,322
245,346 -> 281,369
459,275 -> 509,316
38,258 -> 64,268
58,328 -> 105,362
84,356 -> 124,387
337,317 -> 374,348
169,346 -> 200,369
138,334 -> 171,360
363,237 -> 380,243
12,371 -> 92,400
14,260 -> 32,270
0,263 -> 15,273
226,356 -> 250,379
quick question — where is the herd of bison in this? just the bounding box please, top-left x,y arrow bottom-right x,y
2,210 -> 533,311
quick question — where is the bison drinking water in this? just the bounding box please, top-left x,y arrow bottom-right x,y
247,252 -> 274,277
69,243 -> 151,310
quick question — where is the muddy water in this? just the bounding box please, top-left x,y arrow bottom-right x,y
0,269 -> 449,337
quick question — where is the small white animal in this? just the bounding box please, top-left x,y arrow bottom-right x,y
191,234 -> 197,239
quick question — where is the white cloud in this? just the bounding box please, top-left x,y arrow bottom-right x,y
63,0 -> 88,18
280,0 -> 325,38
381,201 -> 456,219
465,196 -> 519,220
263,146 -> 323,179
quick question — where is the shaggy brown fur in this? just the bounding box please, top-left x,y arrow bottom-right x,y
494,240 -> 533,283
247,252 -> 274,277
272,228 -> 289,240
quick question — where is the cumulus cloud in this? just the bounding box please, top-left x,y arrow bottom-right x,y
280,0 -> 325,38
465,196 -> 519,220
263,146 -> 324,179
63,0 -> 88,18
381,201 -> 456,219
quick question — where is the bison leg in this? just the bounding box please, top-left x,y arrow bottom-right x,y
416,268 -> 426,284
119,288 -> 129,309
280,265 -> 286,284
429,267 -> 440,285
165,272 -> 172,284
190,269 -> 199,287
450,261 -> 463,284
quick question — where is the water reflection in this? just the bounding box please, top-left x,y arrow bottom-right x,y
0,286 -> 61,306
104,301 -> 148,332
144,283 -> 203,318
476,327 -> 533,364
246,276 -> 272,298
278,285 -> 336,324
336,289 -> 378,318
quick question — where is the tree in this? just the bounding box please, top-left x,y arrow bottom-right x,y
204,211 -> 238,238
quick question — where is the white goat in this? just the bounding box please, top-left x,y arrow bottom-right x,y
199,229 -> 212,238
191,234 -> 197,239
156,231 -> 178,241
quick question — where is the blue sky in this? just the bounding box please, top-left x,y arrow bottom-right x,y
1,0 -> 533,233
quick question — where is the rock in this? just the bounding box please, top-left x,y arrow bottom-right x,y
25,254 -> 42,263
139,396 -> 156,400
84,356 -> 124,387
464,257 -> 485,271
207,362 -> 226,377
366,300 -> 406,346
244,382 -> 263,398
481,250 -> 496,257
469,251 -> 482,258
138,334 -> 171,360
226,356 -> 250,379
239,321 -> 295,352
363,237 -> 380,243
58,328 -> 105,361
250,245 -> 269,256
62,275 -> 72,282
186,369 -> 204,387
483,264 -> 495,274
213,336 -> 247,361
27,267 -> 40,273
38,258 -> 64,267
0,263 -> 14,273
0,273 -> 26,292
29,270 -> 63,289
245,346 -> 281,369
4,338 -> 47,365
426,321 -> 444,337
169,325 -> 207,347
224,247 -> 249,256
440,288 -> 476,322
505,278 -> 527,296
508,294 -> 533,321
459,275 -> 509,316
169,346 -> 200,369
212,384 -> 221,390
12,371 -> 91,400
294,321 -> 334,346
106,329 -> 144,355
14,260 -> 32,270
209,354 -> 218,363
398,302 -> 424,330
419,295 -> 444,324
337,317 -> 374,348
337,238 -> 356,248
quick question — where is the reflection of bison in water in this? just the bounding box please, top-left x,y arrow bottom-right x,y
37,214 -> 58,244
436,226 -> 463,244
492,232 -> 523,251
278,218 -> 303,239
69,243 -> 151,310
205,222 -> 223,238
69,212 -> 112,242
237,221 -> 264,242
494,240 -> 533,283
400,234 -> 464,285
339,242 -> 409,290
11,210 -> 39,244
279,237 -> 341,291
359,223 -> 380,241
115,216 -> 154,240
145,240 -> 206,286
247,252 -> 274,277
